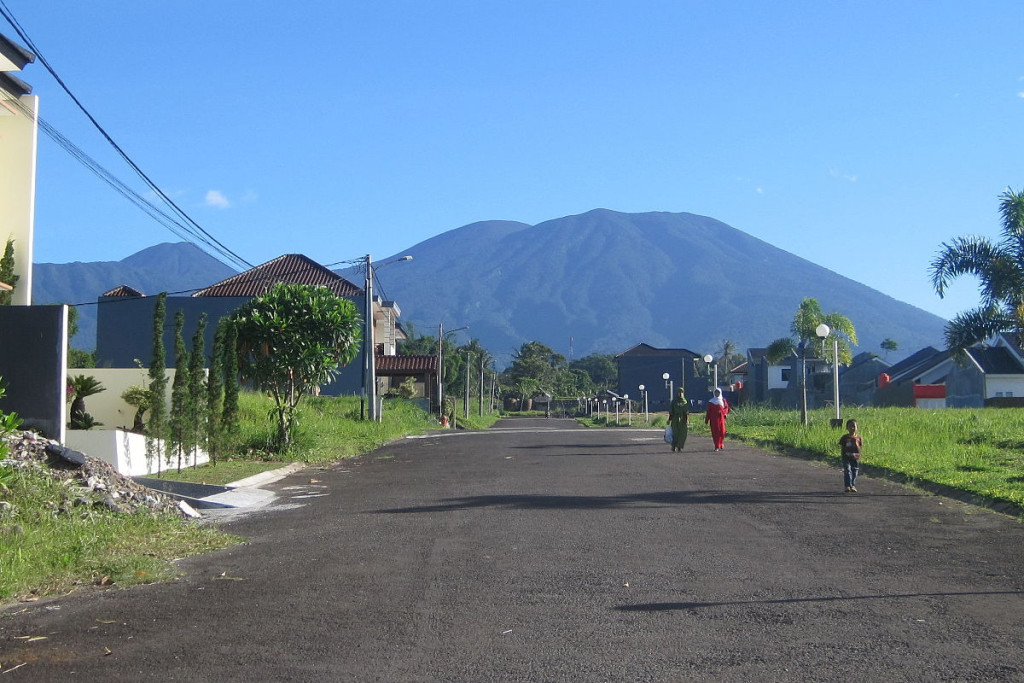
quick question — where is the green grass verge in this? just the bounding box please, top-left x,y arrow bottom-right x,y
581,405 -> 1024,513
0,467 -> 238,603
725,406 -> 1024,511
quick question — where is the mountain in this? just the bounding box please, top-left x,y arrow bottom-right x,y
366,209 -> 947,366
34,211 -> 949,365
33,243 -> 237,350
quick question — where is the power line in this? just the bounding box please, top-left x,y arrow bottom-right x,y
0,2 -> 254,272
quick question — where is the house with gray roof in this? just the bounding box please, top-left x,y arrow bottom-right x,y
945,335 -> 1024,408
94,254 -> 431,401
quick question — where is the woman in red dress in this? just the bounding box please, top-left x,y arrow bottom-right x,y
705,388 -> 730,451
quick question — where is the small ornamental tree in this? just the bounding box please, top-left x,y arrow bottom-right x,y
206,317 -> 225,464
231,283 -> 361,448
766,297 -> 857,426
121,386 -> 152,432
187,314 -> 208,468
146,293 -> 169,473
220,317 -> 240,442
67,375 -> 105,429
170,310 -> 190,471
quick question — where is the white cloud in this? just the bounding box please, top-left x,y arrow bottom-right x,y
1018,91 -> 1024,99
828,167 -> 858,183
756,187 -> 764,194
205,190 -> 232,209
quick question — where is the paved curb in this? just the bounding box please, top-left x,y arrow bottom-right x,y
196,462 -> 307,518
224,462 -> 307,489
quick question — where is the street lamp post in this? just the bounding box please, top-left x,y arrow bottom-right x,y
624,394 -> 630,426
638,384 -> 648,423
364,254 -> 412,421
662,372 -> 673,406
817,323 -> 842,427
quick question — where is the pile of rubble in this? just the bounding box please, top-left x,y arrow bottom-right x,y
1,430 -> 196,518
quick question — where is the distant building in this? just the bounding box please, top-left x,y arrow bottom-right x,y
838,352 -> 890,407
615,343 -> 704,411
94,254 -> 434,401
946,335 -> 1024,408
874,346 -> 950,408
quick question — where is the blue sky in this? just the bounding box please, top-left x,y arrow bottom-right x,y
5,1 -> 1023,322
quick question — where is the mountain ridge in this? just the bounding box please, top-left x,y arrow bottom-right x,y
33,210 -> 947,364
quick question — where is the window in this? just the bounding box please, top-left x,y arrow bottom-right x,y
781,369 -> 791,382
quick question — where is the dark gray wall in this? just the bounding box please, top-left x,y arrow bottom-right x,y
617,353 -> 702,411
95,295 -> 365,396
946,365 -> 985,408
0,305 -> 67,440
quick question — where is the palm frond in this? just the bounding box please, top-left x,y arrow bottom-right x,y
765,337 -> 796,365
944,305 -> 1012,354
929,236 -> 1002,296
999,187 -> 1024,245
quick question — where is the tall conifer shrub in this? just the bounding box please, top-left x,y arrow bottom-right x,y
146,293 -> 168,474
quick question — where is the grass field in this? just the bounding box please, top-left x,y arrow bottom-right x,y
582,405 -> 1024,513
724,406 -> 1024,511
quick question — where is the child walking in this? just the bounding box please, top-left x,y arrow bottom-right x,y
838,419 -> 863,492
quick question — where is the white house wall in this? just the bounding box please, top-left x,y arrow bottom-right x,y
767,366 -> 788,390
986,375 -> 1024,398
66,368 -> 179,431
0,93 -> 37,305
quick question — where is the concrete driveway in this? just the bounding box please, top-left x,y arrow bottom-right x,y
3,417 -> 1023,681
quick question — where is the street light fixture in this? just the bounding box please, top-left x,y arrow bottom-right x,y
638,384 -> 648,423
365,254 -> 413,421
816,323 -> 841,427
662,372 -> 673,404
703,354 -> 718,391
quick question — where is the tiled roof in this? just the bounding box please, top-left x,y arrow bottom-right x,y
102,285 -> 145,297
192,254 -> 362,298
375,354 -> 438,374
886,346 -> 942,378
967,346 -> 1024,375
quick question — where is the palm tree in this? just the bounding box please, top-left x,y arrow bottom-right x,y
68,374 -> 106,429
766,298 -> 857,425
930,187 -> 1024,356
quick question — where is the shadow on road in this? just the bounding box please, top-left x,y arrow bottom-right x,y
372,489 -> 914,514
614,590 -> 1024,611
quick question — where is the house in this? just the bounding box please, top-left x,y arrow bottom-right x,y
94,253 -> 436,403
838,352 -> 890,407
615,343 -> 704,411
874,346 -> 950,408
946,335 -> 1024,408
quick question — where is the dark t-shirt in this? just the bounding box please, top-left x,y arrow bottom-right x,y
839,434 -> 862,458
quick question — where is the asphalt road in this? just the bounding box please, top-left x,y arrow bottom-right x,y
3,418 -> 1024,681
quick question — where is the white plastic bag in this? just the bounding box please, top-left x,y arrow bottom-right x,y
664,425 -> 673,444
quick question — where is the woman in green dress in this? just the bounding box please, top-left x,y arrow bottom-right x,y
667,387 -> 689,452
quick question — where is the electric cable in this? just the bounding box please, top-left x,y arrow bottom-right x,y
0,1 -> 253,271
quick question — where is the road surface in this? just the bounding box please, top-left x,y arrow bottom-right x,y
3,418 -> 1023,681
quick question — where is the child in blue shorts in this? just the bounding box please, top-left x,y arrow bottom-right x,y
838,419 -> 863,492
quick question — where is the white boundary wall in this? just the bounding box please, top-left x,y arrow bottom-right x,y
65,429 -> 209,477
65,368 -> 179,430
